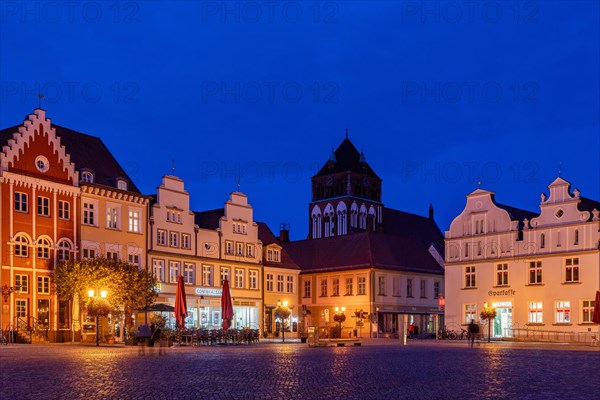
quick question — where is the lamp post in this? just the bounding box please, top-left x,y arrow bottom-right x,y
334,307 -> 346,338
1,284 -> 21,343
88,289 -> 107,347
275,300 -> 290,343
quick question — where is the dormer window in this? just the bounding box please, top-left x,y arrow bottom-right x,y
116,179 -> 128,191
81,170 -> 94,183
267,248 -> 280,262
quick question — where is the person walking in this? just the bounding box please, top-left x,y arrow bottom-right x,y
408,322 -> 415,339
467,319 -> 479,348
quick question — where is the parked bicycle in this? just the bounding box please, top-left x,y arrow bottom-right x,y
0,329 -> 9,345
437,326 -> 458,340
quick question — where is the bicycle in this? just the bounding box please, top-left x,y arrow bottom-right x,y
457,328 -> 469,340
0,330 -> 9,345
437,326 -> 458,340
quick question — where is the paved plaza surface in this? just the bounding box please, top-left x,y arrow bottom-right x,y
1,339 -> 599,399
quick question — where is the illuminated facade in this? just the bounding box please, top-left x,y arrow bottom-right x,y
445,178 -> 600,339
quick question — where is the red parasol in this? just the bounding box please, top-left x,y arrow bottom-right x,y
174,275 -> 187,329
221,278 -> 234,330
592,291 -> 600,324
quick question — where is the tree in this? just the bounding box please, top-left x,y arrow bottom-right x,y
53,257 -> 158,339
480,305 -> 497,343
274,303 -> 291,342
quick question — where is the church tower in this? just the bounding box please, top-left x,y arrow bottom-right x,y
309,131 -> 383,239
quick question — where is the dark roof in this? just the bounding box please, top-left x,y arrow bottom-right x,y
494,202 -> 537,222
283,231 -> 443,275
314,137 -> 380,179
257,222 -> 300,270
380,208 -> 444,253
579,197 -> 600,220
194,208 -> 224,229
0,121 -> 140,193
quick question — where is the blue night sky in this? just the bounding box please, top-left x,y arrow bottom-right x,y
1,1 -> 598,240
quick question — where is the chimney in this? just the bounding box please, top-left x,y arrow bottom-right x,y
279,223 -> 290,243
429,204 -> 434,220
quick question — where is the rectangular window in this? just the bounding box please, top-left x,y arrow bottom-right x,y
128,254 -> 140,267
406,279 -> 413,297
582,300 -> 596,323
106,251 -> 119,261
249,270 -> 258,290
16,299 -> 27,318
38,196 -> 50,217
496,263 -> 508,286
378,275 -> 385,296
157,230 -> 167,246
153,259 -> 165,282
225,241 -> 233,255
303,280 -> 311,298
332,278 -> 340,296
184,263 -> 195,284
345,277 -> 353,296
286,275 -> 294,293
128,210 -> 140,233
246,244 -> 254,258
528,301 -> 543,323
235,269 -> 244,288
420,279 -> 427,298
528,261 -> 542,284
169,261 -> 180,283
555,301 -> 571,324
266,273 -> 274,292
236,242 -> 244,256
320,278 -> 328,297
169,232 -> 179,248
83,202 -> 95,225
565,258 -> 579,283
434,281 -> 440,300
16,274 -> 29,294
220,267 -> 230,285
393,276 -> 401,297
358,276 -> 366,295
181,234 -> 191,250
465,304 -> 476,323
107,206 -> 119,229
37,276 -> 50,294
202,265 -> 213,286
465,266 -> 476,288
58,200 -> 70,220
277,275 -> 284,292
83,248 -> 96,259
15,192 -> 28,213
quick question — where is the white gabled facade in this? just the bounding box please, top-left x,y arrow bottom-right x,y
445,178 -> 600,341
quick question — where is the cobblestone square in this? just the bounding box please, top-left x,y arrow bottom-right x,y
1,340 -> 599,399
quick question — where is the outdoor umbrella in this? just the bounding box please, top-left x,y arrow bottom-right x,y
221,278 -> 234,330
174,275 -> 187,329
592,291 -> 600,324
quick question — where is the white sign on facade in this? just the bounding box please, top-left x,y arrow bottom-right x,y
195,287 -> 222,297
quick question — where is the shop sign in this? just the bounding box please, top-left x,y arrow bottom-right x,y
195,287 -> 222,296
488,288 -> 515,297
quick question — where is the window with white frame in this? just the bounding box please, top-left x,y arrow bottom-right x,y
181,234 -> 191,250
420,279 -> 427,298
15,192 -> 28,213
320,278 -> 328,297
128,254 -> 140,267
303,280 -> 311,298
528,302 -> 543,323
266,273 -> 274,292
128,209 -> 141,233
106,251 -> 119,261
37,238 -> 50,259
37,276 -> 50,295
267,248 -> 280,262
16,274 -> 29,294
169,231 -> 179,247
57,240 -> 71,262
528,261 -> 542,284
246,244 -> 254,258
153,259 -> 165,282
225,241 -> 233,255
465,266 -> 476,288
220,267 -> 230,285
58,200 -> 70,220
332,278 -> 340,296
202,265 -> 213,286
236,242 -> 244,256
377,276 -> 385,295
183,263 -> 195,284
107,206 -> 119,229
14,234 -> 29,257
564,258 -> 579,283
465,304 -> 476,323
117,179 -> 128,191
249,270 -> 258,289
36,196 -> 49,217
393,276 -> 401,297
582,299 -> 596,323
83,202 -> 95,225
496,263 -> 508,286
81,171 -> 94,183
16,299 -> 27,318
434,281 -> 440,300
358,276 -> 366,295
406,278 -> 413,297
277,274 -> 284,292
83,248 -> 96,259
157,229 -> 167,246
235,269 -> 244,288
345,277 -> 353,296
286,275 -> 294,293
169,261 -> 181,283
555,301 -> 571,323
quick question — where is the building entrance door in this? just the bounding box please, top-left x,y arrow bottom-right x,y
492,302 -> 513,337
37,300 -> 50,330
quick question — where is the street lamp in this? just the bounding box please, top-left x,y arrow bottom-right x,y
275,300 -> 290,343
1,284 -> 21,344
88,289 -> 107,347
334,307 -> 346,338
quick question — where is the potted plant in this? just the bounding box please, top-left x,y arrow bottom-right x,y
160,328 -> 174,347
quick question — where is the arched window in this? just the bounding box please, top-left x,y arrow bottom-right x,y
540,233 -> 545,249
14,234 -> 30,257
336,202 -> 347,236
359,204 -> 367,230
574,229 -> 579,245
81,170 -> 94,183
37,237 -> 51,259
57,240 -> 72,262
311,205 -> 322,239
368,206 -> 376,231
324,204 -> 335,238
